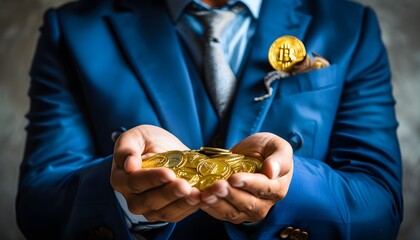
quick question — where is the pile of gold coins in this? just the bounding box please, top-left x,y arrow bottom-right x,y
142,147 -> 262,190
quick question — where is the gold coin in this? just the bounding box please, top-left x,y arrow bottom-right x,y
231,157 -> 262,173
217,153 -> 245,163
244,156 -> 263,172
197,159 -> 231,177
230,161 -> 255,173
199,147 -> 231,156
173,168 -> 200,187
183,151 -> 209,168
197,174 -> 224,191
142,149 -> 262,191
162,150 -> 187,169
142,154 -> 168,168
268,35 -> 306,72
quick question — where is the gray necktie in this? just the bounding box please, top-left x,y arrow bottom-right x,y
193,9 -> 237,118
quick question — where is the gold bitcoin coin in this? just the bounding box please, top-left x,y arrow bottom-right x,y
142,154 -> 168,168
173,168 -> 201,187
247,156 -> 262,172
142,149 -> 262,191
162,151 -> 187,168
199,147 -> 231,156
197,159 -> 231,178
268,35 -> 306,72
197,174 -> 224,190
218,153 -> 245,163
183,151 -> 209,168
231,157 -> 262,173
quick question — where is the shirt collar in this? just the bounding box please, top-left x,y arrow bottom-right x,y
166,0 -> 262,22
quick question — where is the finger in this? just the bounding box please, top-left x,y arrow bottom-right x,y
125,178 -> 192,215
145,188 -> 202,222
113,130 -> 145,172
201,181 -> 262,223
113,125 -> 190,173
230,132 -> 293,179
139,125 -> 189,153
230,132 -> 277,158
261,146 -> 293,179
228,173 -> 285,200
201,181 -> 244,223
111,167 -> 176,194
201,198 -> 247,224
124,155 -> 142,174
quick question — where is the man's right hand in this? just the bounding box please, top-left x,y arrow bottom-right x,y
110,125 -> 202,222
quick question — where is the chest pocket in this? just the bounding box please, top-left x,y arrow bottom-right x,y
260,65 -> 340,160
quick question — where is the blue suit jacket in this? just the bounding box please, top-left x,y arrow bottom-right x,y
17,0 -> 403,239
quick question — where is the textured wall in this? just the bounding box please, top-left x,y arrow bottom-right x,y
370,0 -> 420,239
0,0 -> 418,239
1,1 -> 70,239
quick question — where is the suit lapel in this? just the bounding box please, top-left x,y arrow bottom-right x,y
225,0 -> 312,147
107,0 -> 204,147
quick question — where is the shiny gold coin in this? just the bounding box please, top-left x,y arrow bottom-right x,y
142,149 -> 262,191
199,147 -> 231,156
197,159 -> 231,177
214,154 -> 245,163
162,151 -> 187,168
142,154 -> 168,168
268,35 -> 306,72
199,147 -> 231,153
173,168 -> 201,187
244,156 -> 263,171
230,157 -> 261,173
183,151 -> 209,168
197,174 -> 225,190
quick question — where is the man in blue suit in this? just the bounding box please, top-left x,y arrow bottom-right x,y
16,0 -> 403,239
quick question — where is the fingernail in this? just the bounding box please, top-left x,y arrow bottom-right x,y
160,170 -> 176,184
231,181 -> 244,188
174,189 -> 186,198
203,195 -> 217,204
160,178 -> 170,184
123,159 -> 128,171
124,156 -> 142,173
272,161 -> 280,178
216,188 -> 228,198
185,198 -> 200,206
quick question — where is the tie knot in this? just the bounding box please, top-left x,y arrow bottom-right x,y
192,9 -> 236,40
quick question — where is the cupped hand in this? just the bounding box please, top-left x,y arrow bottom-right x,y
200,132 -> 294,224
110,125 -> 202,222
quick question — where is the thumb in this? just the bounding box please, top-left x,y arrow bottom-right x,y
262,158 -> 281,179
113,130 -> 145,173
123,155 -> 142,173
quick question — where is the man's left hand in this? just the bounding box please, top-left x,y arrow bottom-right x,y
200,132 -> 294,223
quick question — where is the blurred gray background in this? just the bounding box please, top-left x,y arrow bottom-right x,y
0,0 -> 419,239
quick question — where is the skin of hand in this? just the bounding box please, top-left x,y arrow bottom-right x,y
201,0 -> 228,8
200,133 -> 294,224
110,125 -> 202,222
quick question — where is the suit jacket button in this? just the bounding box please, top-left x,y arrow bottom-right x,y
297,231 -> 309,240
288,132 -> 303,150
279,226 -> 294,239
289,228 -> 301,239
111,127 -> 127,143
111,131 -> 121,143
88,226 -> 114,240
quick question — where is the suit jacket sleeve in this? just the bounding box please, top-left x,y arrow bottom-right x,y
16,9 -> 137,239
